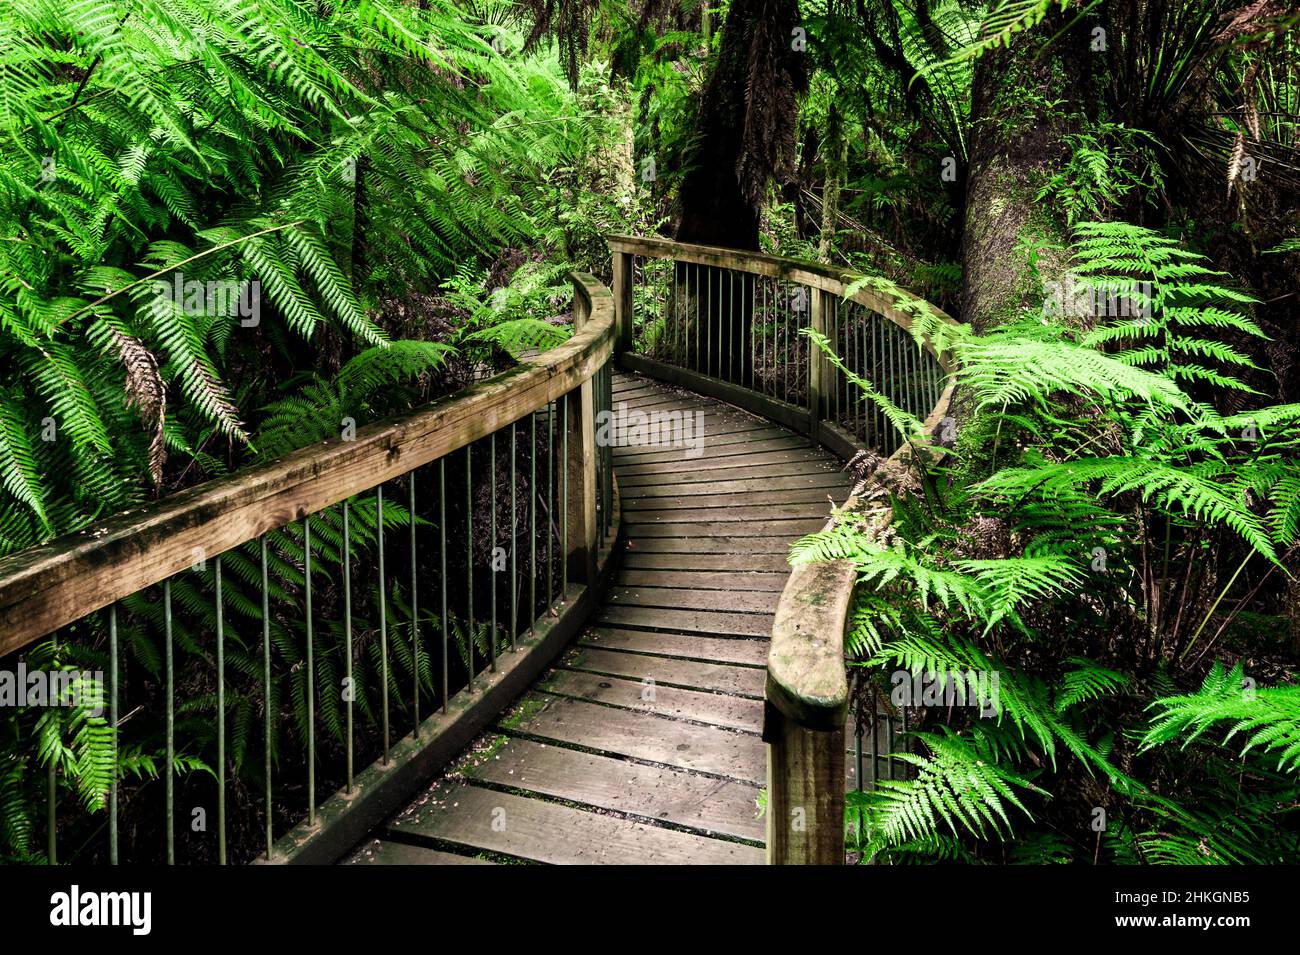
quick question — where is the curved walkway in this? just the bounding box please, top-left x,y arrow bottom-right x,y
345,373 -> 852,864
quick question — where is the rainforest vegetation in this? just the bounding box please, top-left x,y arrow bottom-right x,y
1,0 -> 1298,864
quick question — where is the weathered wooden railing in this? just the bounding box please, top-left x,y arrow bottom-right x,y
608,236 -> 956,864
0,273 -> 618,865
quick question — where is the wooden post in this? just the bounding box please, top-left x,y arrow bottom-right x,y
566,278 -> 599,585
764,557 -> 854,864
765,706 -> 846,865
612,249 -> 634,357
808,285 -> 826,442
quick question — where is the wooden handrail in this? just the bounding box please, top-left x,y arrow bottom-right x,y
606,234 -> 957,373
607,235 -> 957,864
0,273 -> 615,657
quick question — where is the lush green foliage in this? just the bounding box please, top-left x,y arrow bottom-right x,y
801,223 -> 1300,863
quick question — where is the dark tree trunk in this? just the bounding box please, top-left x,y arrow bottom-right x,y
674,0 -> 805,381
675,0 -> 806,251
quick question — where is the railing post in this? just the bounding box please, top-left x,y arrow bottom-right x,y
764,558 -> 853,864
612,249 -> 634,357
566,282 -> 599,585
808,285 -> 827,442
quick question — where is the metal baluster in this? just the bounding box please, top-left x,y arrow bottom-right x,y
676,261 -> 683,366
408,478 -> 419,738
784,281 -> 792,403
854,708 -> 864,843
561,393 -> 569,594
305,516 -> 316,823
874,315 -> 884,452
260,536 -> 273,858
547,402 -> 555,606
727,269 -> 735,383
47,630 -> 57,865
466,445 -> 474,688
439,460 -> 449,711
164,579 -> 174,864
490,432 -> 497,672
343,500 -> 354,791
109,603 -> 118,865
530,413 -> 537,632
693,263 -> 700,374
377,486 -> 390,758
215,560 -> 226,864
887,712 -> 897,780
859,306 -> 868,443
510,424 -> 518,651
833,297 -> 841,427
762,277 -> 769,396
893,322 -> 905,455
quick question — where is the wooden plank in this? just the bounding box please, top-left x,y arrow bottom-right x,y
596,605 -> 773,638
622,551 -> 792,572
465,738 -> 764,842
613,432 -> 803,462
618,462 -> 842,488
620,353 -> 813,436
623,489 -> 840,510
614,447 -> 828,476
562,646 -> 766,697
625,519 -> 826,538
344,841 -> 493,865
578,627 -> 769,667
502,695 -> 765,783
393,783 -> 760,864
540,669 -> 763,732
606,585 -> 779,615
608,415 -> 777,444
621,502 -> 833,522
623,535 -> 799,555
621,473 -> 848,496
619,569 -> 790,592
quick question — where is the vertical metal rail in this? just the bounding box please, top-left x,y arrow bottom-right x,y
46,631 -> 57,865
439,459 -> 449,712
260,535 -> 273,859
510,423 -> 518,652
465,445 -> 474,688
343,499 -> 354,791
377,486 -> 390,759
561,393 -> 569,595
108,603 -> 118,865
529,412 -> 537,633
490,433 -> 498,672
304,516 -> 316,824
164,579 -> 174,864
215,559 -> 226,864
547,401 -> 555,608
408,479 -> 418,739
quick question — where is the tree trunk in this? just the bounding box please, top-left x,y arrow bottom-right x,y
674,0 -> 805,381
951,19 -> 1100,478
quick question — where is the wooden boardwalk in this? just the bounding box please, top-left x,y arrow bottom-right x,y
345,373 -> 852,865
